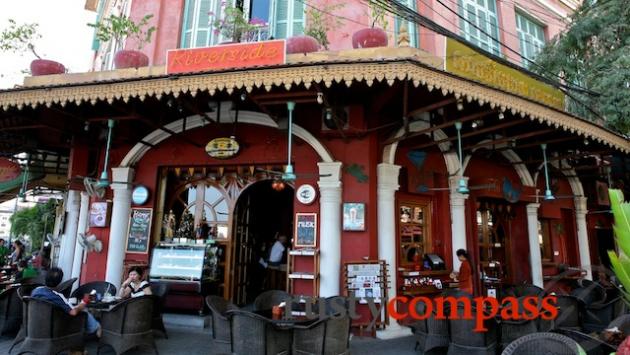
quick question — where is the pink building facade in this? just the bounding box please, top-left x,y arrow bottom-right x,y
91,0 -> 580,70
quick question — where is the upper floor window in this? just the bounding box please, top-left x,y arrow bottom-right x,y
181,0 -> 225,48
515,12 -> 546,66
458,0 -> 501,56
395,0 -> 419,48
271,0 -> 305,39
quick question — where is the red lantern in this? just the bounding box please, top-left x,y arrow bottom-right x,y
272,180 -> 285,191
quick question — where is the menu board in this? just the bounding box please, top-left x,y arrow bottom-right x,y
346,262 -> 385,303
294,213 -> 317,247
125,208 -> 153,254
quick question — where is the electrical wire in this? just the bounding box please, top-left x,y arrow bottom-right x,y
366,0 -> 599,96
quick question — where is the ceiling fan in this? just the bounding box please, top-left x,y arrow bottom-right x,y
258,101 -> 331,183
526,144 -> 581,201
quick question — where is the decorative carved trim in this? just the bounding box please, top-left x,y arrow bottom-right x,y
1,60 -> 627,152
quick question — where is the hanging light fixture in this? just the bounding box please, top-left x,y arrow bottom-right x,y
541,143 -> 555,200
271,179 -> 286,191
454,121 -> 469,194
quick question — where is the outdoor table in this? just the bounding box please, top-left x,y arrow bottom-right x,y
253,309 -> 318,327
81,298 -> 123,320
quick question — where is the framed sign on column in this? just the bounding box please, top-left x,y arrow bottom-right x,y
295,213 -> 317,248
125,208 -> 153,254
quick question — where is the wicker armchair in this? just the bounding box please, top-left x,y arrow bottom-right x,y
71,281 -> 117,299
53,277 -> 77,298
9,284 -> 43,353
499,296 -> 541,350
323,312 -> 351,355
206,295 -> 238,353
151,283 -> 169,338
97,295 -> 157,355
15,296 -> 86,355
292,316 -> 328,355
501,332 -> 585,355
504,284 -> 546,298
253,290 -> 291,311
408,298 -> 449,353
448,300 -> 498,355
553,295 -> 583,331
608,314 -> 630,334
583,296 -> 624,333
571,283 -> 606,306
0,286 -> 21,336
227,309 -> 292,355
552,328 -> 616,355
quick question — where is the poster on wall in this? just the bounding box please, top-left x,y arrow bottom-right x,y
345,262 -> 384,303
294,213 -> 317,248
125,208 -> 153,254
343,203 -> 365,231
89,201 -> 111,227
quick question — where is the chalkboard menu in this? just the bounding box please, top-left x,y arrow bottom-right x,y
125,208 -> 153,254
294,213 -> 317,247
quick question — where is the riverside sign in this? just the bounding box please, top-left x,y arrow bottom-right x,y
166,40 -> 286,74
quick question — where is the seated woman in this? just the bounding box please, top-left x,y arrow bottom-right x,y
119,266 -> 152,298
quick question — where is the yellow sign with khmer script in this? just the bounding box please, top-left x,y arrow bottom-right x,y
445,38 -> 565,110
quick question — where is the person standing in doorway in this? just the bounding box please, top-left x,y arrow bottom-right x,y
450,249 -> 473,295
268,234 -> 288,267
265,234 -> 288,290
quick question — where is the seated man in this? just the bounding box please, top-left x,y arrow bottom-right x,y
31,267 -> 101,337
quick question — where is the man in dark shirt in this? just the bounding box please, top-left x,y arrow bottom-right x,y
31,267 -> 101,336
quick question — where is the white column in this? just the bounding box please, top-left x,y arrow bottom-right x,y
105,167 -> 134,288
449,176 -> 469,270
58,190 -> 81,279
71,192 -> 90,282
317,162 -> 342,297
376,163 -> 410,339
526,203 -> 544,287
575,197 -> 592,280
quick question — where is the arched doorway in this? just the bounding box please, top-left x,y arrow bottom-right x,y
231,180 -> 294,305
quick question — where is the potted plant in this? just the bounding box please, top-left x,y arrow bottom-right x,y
352,0 -> 389,48
0,19 -> 66,76
210,4 -> 258,43
89,14 -> 156,69
294,2 -> 346,54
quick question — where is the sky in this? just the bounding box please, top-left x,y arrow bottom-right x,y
0,0 -> 97,89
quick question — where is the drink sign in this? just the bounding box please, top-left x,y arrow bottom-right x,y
294,213 -> 317,248
125,208 -> 153,254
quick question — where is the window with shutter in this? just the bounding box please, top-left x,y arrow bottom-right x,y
271,0 -> 304,39
458,0 -> 501,56
180,0 -> 227,48
515,12 -> 546,67
394,0 -> 419,48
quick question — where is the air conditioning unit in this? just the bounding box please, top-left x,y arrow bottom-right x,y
321,106 -> 350,131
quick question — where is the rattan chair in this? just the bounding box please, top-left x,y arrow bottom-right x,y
571,283 -> 606,306
448,300 -> 498,355
253,290 -> 291,311
97,295 -> 158,355
71,281 -> 117,299
408,297 -> 449,354
53,277 -> 77,298
227,309 -> 292,355
292,315 -> 328,355
206,295 -> 238,353
323,312 -> 351,355
608,314 -> 630,334
499,296 -> 542,350
504,284 -> 546,298
553,295 -> 583,331
150,283 -> 169,338
9,284 -> 43,353
583,296 -> 624,333
15,296 -> 86,355
501,332 -> 585,355
552,328 -> 616,355
0,286 -> 21,336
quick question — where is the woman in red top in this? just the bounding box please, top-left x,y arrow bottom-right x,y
450,249 -> 473,295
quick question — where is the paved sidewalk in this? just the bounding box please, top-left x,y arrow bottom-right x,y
0,325 -> 419,354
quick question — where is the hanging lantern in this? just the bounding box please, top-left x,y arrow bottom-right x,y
272,179 -> 285,191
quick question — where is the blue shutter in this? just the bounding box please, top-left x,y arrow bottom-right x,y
291,0 -> 304,36
91,0 -> 105,51
181,0 -> 197,48
274,0 -> 288,38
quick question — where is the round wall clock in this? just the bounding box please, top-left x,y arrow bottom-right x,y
296,184 -> 317,205
131,185 -> 150,205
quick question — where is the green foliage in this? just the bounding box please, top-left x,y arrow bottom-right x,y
10,199 -> 57,251
88,14 -> 156,50
0,19 -> 42,59
305,2 -> 345,50
533,0 -> 630,135
607,189 -> 630,302
367,0 -> 389,29
210,5 -> 258,43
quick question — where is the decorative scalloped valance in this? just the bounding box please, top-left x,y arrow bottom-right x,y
0,60 -> 627,153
